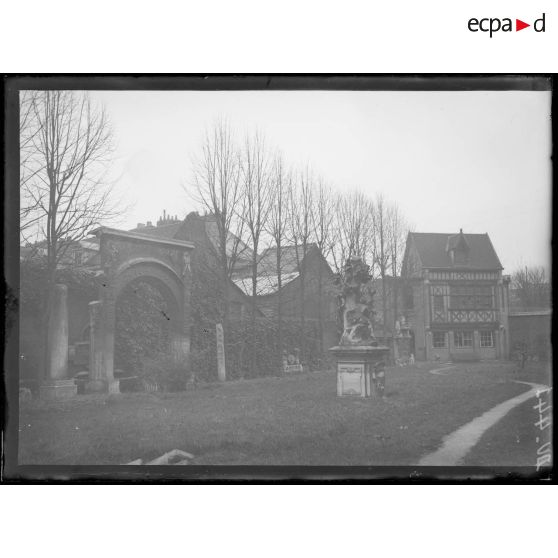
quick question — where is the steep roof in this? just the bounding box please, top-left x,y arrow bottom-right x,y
409,232 -> 503,270
258,245 -> 312,275
232,244 -> 320,296
203,218 -> 254,264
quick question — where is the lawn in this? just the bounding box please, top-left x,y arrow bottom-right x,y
463,363 -> 552,467
18,361 -> 548,466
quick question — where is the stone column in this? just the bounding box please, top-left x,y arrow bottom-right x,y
85,300 -> 106,393
39,284 -> 77,399
216,323 -> 226,381
473,329 -> 480,357
85,293 -> 119,394
181,250 -> 193,381
101,289 -> 118,393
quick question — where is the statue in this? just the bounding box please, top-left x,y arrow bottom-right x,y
335,257 -> 377,346
330,257 -> 389,398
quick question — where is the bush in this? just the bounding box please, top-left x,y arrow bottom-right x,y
189,318 -> 330,382
114,280 -> 171,374
140,354 -> 190,392
19,258 -> 98,380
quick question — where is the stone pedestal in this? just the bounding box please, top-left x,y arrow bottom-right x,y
329,345 -> 389,398
41,284 -> 77,399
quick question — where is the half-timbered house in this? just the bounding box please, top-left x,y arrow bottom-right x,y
401,229 -> 511,362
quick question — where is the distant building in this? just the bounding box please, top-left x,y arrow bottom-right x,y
401,229 -> 510,362
231,243 -> 338,349
128,211 -> 255,320
20,238 -> 100,268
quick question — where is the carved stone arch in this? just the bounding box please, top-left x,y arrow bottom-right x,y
86,228 -> 194,392
113,258 -> 185,326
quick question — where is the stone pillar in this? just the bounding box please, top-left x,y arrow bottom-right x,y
216,323 -> 226,381
85,294 -> 119,394
473,329 -> 480,357
495,327 -> 502,359
181,250 -> 193,380
102,291 -> 118,392
85,301 -> 106,393
39,284 -> 77,399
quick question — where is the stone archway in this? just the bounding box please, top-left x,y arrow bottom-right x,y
114,275 -> 177,375
86,227 -> 194,393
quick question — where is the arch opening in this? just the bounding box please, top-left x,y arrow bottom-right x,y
114,275 -> 180,376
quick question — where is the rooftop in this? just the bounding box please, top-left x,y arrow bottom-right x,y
409,232 -> 503,270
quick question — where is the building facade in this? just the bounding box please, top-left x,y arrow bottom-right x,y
401,230 -> 510,362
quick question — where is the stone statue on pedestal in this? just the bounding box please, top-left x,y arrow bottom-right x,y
336,257 -> 377,346
330,257 -> 389,398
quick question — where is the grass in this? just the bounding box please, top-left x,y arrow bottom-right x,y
462,365 -> 552,467
17,361 -> 550,466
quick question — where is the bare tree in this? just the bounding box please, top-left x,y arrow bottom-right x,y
21,90 -> 117,378
310,177 -> 335,353
20,91 -> 47,237
387,203 -> 411,336
239,130 -> 273,375
331,190 -> 375,273
511,266 -> 551,311
266,152 -> 291,360
191,119 -> 245,330
371,194 -> 390,342
287,164 -> 315,362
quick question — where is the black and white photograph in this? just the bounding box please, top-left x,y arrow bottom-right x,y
3,76 -> 553,479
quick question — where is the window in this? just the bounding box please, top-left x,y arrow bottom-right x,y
454,330 -> 473,348
450,286 -> 493,309
433,295 -> 444,313
432,332 -> 446,348
480,330 -> 494,348
73,250 -> 82,265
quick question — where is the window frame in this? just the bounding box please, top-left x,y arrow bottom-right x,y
432,331 -> 446,348
454,330 -> 473,348
449,285 -> 493,310
433,294 -> 444,313
480,330 -> 494,348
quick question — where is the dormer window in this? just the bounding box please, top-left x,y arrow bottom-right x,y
447,229 -> 470,266
453,248 -> 468,266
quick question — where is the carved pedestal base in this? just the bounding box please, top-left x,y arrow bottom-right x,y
329,345 -> 389,398
39,379 -> 77,400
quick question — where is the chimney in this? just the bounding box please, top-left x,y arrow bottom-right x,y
137,223 -> 145,229
146,221 -> 153,227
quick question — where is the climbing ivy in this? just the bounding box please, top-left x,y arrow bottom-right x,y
114,280 -> 171,375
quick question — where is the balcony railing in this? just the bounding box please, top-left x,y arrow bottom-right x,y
430,309 -> 499,323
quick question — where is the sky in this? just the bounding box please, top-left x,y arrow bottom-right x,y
90,90 -> 552,273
